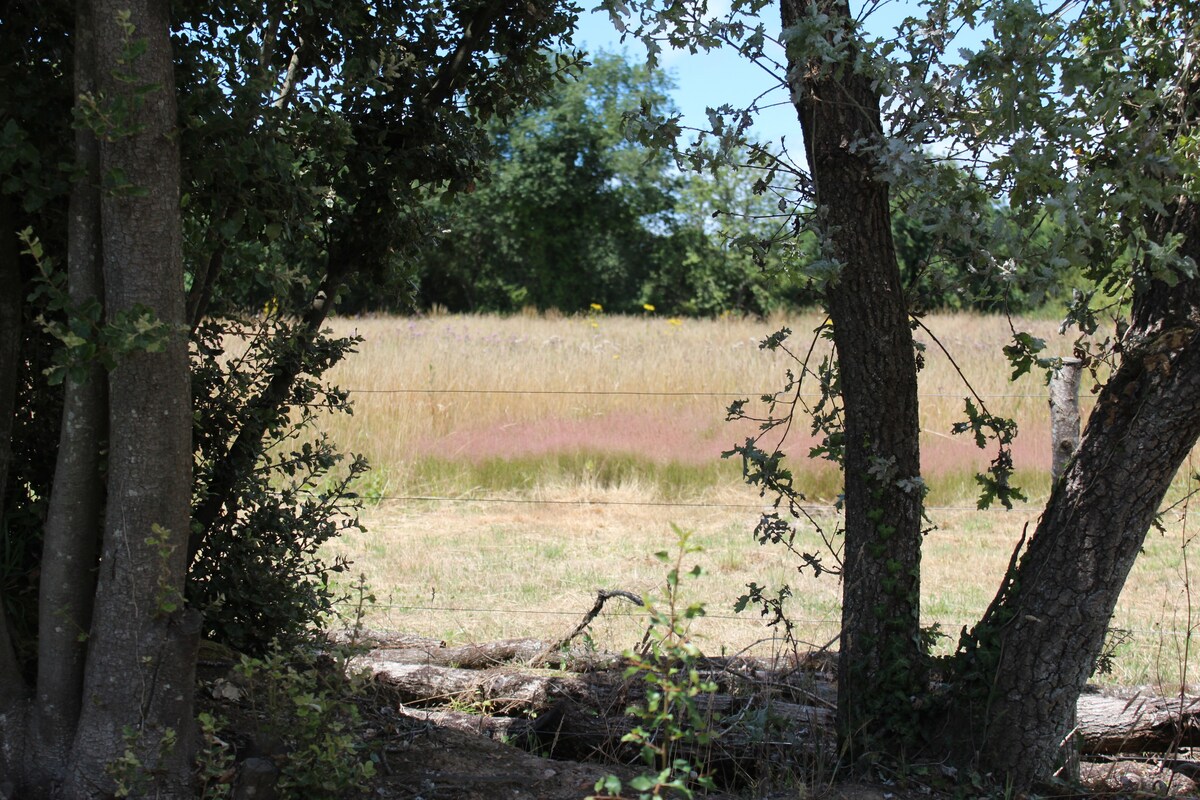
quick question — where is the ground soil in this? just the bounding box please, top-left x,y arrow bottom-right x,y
365,722 -> 1200,800
370,725 -> 629,800
199,645 -> 1199,799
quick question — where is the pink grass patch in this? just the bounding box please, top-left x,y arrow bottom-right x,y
413,411 -> 1052,476
921,422 -> 1051,475
414,411 -> 740,465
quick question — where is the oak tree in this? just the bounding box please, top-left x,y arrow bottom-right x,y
603,0 -> 1200,787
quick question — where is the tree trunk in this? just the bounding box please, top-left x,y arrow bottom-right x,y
28,0 -> 107,789
957,199 -> 1200,786
780,0 -> 925,759
0,192 -> 28,796
61,1 -> 199,796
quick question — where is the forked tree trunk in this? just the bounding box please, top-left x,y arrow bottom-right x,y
957,199 -> 1200,786
61,1 -> 199,796
780,0 -> 925,760
27,0 -> 107,789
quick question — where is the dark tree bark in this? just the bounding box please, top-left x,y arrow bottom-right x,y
61,0 -> 199,796
957,199 -> 1200,786
779,0 -> 925,759
0,193 -> 27,792
27,0 -> 107,788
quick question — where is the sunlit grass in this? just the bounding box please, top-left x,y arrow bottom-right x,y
315,310 -> 1199,690
327,497 -> 1199,690
321,310 -> 1083,506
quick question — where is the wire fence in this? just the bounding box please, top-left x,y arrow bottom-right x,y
347,494 -> 1027,514
323,377 -> 1198,680
344,387 -> 1099,400
334,599 -> 1195,635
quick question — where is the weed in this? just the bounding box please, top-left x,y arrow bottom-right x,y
195,712 -> 236,799
590,525 -> 719,800
229,650 -> 377,797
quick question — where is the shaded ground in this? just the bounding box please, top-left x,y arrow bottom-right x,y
198,638 -> 1200,800
372,725 -> 627,800
366,722 -> 1199,799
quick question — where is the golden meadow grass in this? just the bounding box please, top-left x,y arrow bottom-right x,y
315,311 -> 1198,690
322,310 -> 1072,501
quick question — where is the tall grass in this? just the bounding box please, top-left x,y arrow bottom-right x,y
321,310 -> 1080,505
314,310 -> 1198,690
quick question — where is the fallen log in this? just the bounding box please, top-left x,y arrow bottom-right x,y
359,639 -> 1200,759
1076,691 -> 1200,754
395,692 -> 833,769
395,705 -> 524,740
369,638 -> 547,669
516,694 -> 834,761
359,653 -> 834,710
359,636 -> 622,672
360,659 -> 630,714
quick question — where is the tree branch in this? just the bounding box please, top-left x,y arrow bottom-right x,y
425,0 -> 508,106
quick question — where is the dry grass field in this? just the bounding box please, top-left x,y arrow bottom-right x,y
315,311 -> 1198,690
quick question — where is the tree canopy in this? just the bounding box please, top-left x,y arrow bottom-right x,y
399,50 -> 813,317
0,0 -> 584,796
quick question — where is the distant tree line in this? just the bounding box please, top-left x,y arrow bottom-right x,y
340,51 -> 1083,318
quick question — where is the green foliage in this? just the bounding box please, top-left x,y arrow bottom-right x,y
170,0 -> 580,656
896,0 -> 1200,333
194,712 -> 237,800
410,52 -> 676,314
225,652 -> 374,800
723,325 -> 845,580
0,9 -> 72,220
950,398 -> 1026,511
591,525 -> 718,800
188,316 -> 366,654
1001,332 -> 1058,382
13,233 -> 369,657
3,0 -> 589,677
646,148 -> 815,316
891,191 -> 1074,314
23,228 -> 173,385
407,51 -> 809,317
104,725 -> 182,798
172,0 -> 585,318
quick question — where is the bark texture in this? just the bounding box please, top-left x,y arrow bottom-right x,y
27,0 -> 107,789
780,0 -> 924,757
0,192 -> 27,794
62,1 -> 199,796
960,199 -> 1200,785
1048,359 -> 1082,482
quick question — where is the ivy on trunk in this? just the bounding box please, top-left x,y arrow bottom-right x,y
780,0 -> 926,760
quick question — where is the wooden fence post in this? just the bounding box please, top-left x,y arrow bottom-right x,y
1049,357 -> 1083,483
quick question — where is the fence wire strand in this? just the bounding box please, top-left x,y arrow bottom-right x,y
345,387 -> 1099,399
324,380 -> 1194,668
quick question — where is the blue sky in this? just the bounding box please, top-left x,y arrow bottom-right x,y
572,1 -> 960,146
